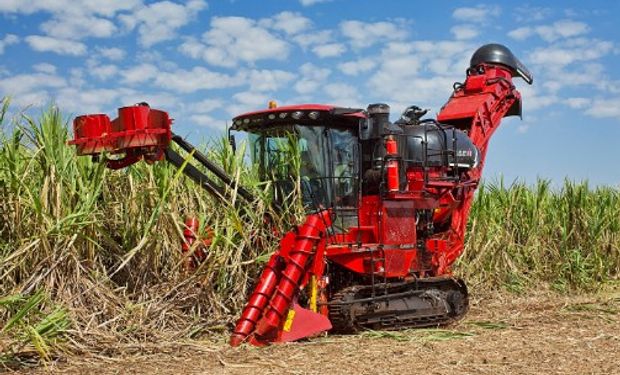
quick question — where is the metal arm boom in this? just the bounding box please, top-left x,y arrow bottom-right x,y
432,63 -> 531,273
170,133 -> 254,202
164,147 -> 229,200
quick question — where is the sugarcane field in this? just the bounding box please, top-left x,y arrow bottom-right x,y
1,1 -> 619,374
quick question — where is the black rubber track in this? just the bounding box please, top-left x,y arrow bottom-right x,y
327,277 -> 469,333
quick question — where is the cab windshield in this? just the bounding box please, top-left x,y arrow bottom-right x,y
249,124 -> 357,211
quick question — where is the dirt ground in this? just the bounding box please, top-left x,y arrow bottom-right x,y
16,288 -> 620,375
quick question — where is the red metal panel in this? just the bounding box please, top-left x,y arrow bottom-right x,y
326,246 -> 418,278
381,200 -> 416,245
230,251 -> 283,347
385,136 -> 399,192
233,210 -> 332,346
277,302 -> 332,343
69,114 -> 113,155
68,105 -> 172,167
437,95 -> 488,121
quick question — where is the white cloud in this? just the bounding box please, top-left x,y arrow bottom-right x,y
0,72 -> 66,95
585,98 -> 620,120
0,34 -> 18,54
410,40 -> 472,56
508,20 -> 590,42
233,91 -> 268,107
119,0 -> 207,47
41,15 -> 117,40
541,63 -> 606,93
189,114 -> 220,128
263,11 -> 312,35
565,97 -> 590,109
338,58 -> 376,76
97,47 -> 126,61
514,6 -> 551,23
323,83 -> 360,106
118,91 -> 180,110
0,0 -> 140,16
61,86 -> 179,115
84,0 -> 143,17
68,67 -> 85,88
0,1 -> 142,42
524,95 -> 559,112
177,38 -> 204,59
388,76 -> 459,113
5,91 -> 52,107
247,69 -> 296,92
312,43 -> 346,58
33,63 -> 56,74
340,20 -> 407,49
450,24 -> 480,40
368,54 -> 423,97
517,85 -> 558,112
55,87 -> 126,113
27,83 -> 180,115
0,72 -> 67,107
516,125 -> 529,134
367,41 -> 472,109
135,50 -> 174,67
299,0 -> 332,6
227,91 -> 270,116
537,20 -> 590,41
412,40 -> 473,74
507,27 -> 533,40
120,63 -> 245,92
121,63 -> 158,84
180,16 -> 290,67
605,81 -> 620,95
294,63 -> 331,95
187,99 -> 223,114
452,5 -> 501,23
154,67 -> 245,93
25,35 -> 87,55
529,38 -> 613,67
90,64 -> 119,80
292,30 -> 333,49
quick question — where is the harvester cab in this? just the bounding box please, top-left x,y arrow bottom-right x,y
231,104 -> 363,219
69,43 -> 532,347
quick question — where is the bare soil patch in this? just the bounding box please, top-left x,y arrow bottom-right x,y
16,288 -> 620,375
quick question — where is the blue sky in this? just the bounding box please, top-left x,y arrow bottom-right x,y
1,1 -> 619,185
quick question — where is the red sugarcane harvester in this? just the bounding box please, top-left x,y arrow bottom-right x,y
69,44 -> 533,346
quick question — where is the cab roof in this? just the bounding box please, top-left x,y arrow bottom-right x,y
231,104 -> 367,131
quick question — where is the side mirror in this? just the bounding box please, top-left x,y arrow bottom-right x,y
227,127 -> 237,153
359,119 -> 372,141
